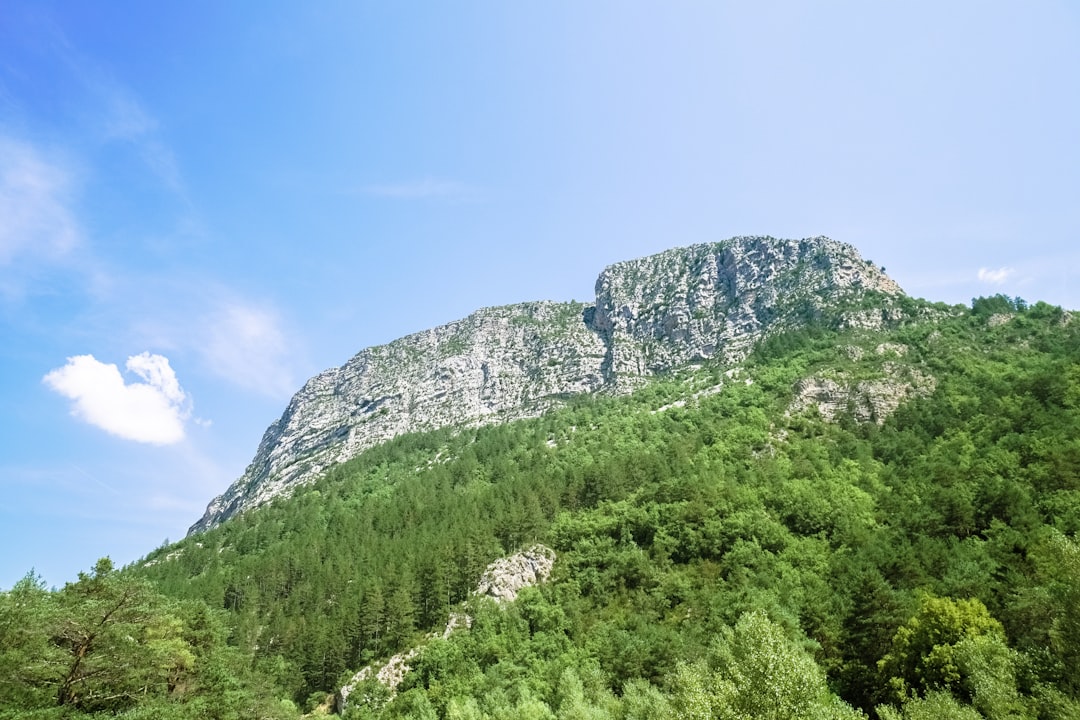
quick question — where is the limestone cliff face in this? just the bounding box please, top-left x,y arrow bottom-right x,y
789,343 -> 937,425
190,302 -> 606,533
190,236 -> 902,533
590,236 -> 900,387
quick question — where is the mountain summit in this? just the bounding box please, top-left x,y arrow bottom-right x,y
189,236 -> 901,533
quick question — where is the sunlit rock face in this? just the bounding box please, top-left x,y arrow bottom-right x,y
589,235 -> 900,388
473,544 -> 556,603
190,236 -> 903,533
789,364 -> 937,425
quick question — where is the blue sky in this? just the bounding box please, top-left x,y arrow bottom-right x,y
2,1 -> 1079,589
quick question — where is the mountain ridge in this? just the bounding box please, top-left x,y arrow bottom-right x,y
190,235 -> 902,533
124,286 -> 1080,719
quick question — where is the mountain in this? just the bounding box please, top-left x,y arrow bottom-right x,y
12,254 -> 1079,719
190,235 -> 901,532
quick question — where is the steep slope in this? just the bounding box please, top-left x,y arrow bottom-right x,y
190,235 -> 900,532
190,301 -> 606,533
135,296 -> 1080,720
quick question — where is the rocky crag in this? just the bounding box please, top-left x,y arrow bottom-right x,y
788,343 -> 937,424
190,236 -> 902,533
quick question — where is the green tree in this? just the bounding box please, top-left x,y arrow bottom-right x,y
878,595 -> 1012,706
0,572 -> 57,711
1043,532 -> 1080,695
385,582 -> 417,650
359,585 -> 386,661
671,610 -> 862,720
0,559 -> 294,719
878,691 -> 983,720
619,678 -> 672,720
51,558 -> 194,712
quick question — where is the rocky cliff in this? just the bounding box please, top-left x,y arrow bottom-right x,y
190,236 -> 902,533
788,343 -> 937,424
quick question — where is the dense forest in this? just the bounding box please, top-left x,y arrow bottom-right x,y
2,294 -> 1079,719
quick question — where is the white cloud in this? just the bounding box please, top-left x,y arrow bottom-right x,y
0,137 -> 81,265
977,266 -> 1014,285
202,303 -> 295,397
43,353 -> 191,445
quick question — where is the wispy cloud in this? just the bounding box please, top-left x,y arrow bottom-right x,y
94,81 -> 188,197
138,140 -> 185,194
0,26 -> 191,299
125,284 -> 301,398
68,463 -> 122,496
0,136 -> 81,266
977,266 -> 1014,285
52,29 -> 190,199
43,352 -> 192,444
201,302 -> 296,397
355,177 -> 482,202
96,80 -> 156,141
86,73 -> 186,195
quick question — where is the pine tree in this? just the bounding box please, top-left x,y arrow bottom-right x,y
359,584 -> 385,661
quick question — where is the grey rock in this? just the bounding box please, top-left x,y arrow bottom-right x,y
191,302 -> 604,532
473,544 -> 555,603
789,360 -> 936,425
191,236 -> 902,533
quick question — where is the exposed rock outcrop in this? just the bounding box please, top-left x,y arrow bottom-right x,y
191,236 -> 903,533
335,649 -> 418,711
789,355 -> 936,425
473,544 -> 556,603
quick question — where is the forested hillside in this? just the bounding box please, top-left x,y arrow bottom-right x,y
3,294 -> 1079,719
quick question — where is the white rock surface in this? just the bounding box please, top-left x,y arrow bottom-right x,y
789,362 -> 936,425
191,236 -> 903,532
473,544 -> 555,603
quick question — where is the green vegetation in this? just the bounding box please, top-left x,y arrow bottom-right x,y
0,559 -> 295,719
2,294 -> 1079,719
